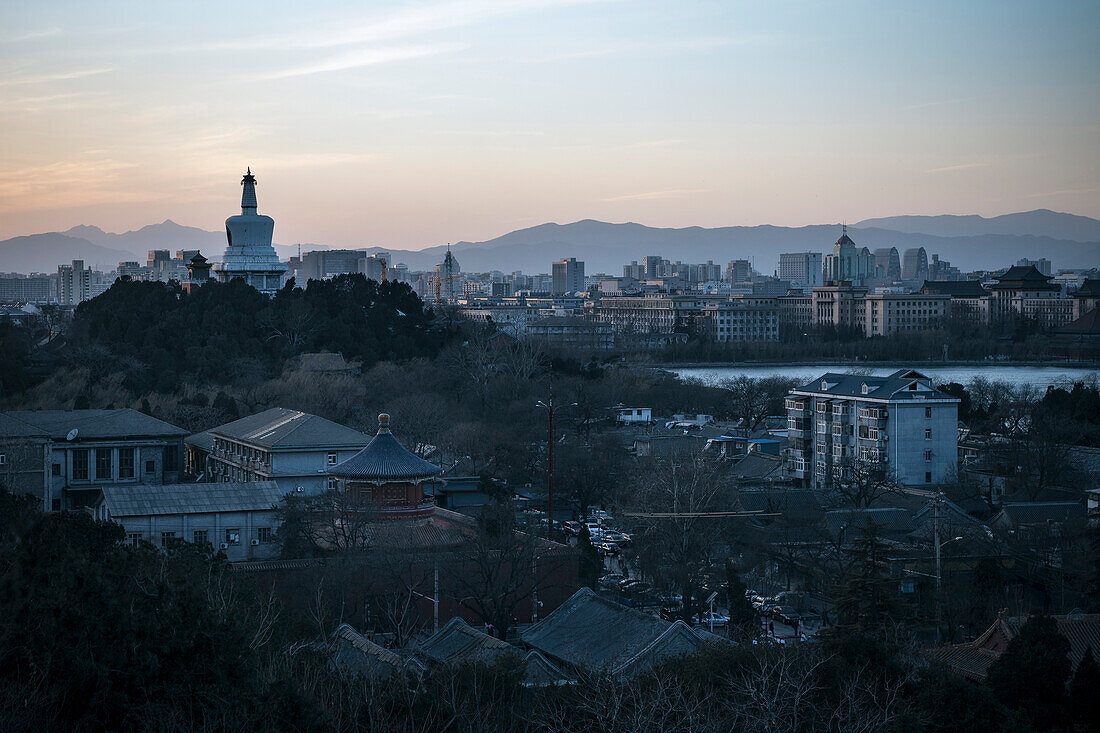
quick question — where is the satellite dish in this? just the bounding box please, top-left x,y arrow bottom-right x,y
66,428 -> 78,441
706,591 -> 719,605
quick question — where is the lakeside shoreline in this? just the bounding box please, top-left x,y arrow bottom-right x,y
641,360 -> 1100,370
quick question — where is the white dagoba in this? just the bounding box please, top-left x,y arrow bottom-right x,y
212,168 -> 288,295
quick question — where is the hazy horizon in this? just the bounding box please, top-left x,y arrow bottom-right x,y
2,0 -> 1098,249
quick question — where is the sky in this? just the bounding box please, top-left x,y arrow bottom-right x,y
1,0 -> 1098,249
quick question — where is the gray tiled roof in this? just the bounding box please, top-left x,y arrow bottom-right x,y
826,507 -> 916,538
210,408 -> 369,449
185,430 -> 215,452
0,412 -> 50,439
997,501 -> 1085,527
3,409 -> 187,440
730,453 -> 784,479
792,370 -> 958,402
99,481 -> 284,517
416,617 -> 516,665
920,280 -> 988,297
521,588 -> 715,676
329,624 -> 410,678
329,422 -> 442,481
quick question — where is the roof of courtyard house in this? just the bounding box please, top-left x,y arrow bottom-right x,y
521,587 -> 721,677
209,407 -> 369,450
415,617 -> 518,665
0,412 -> 50,439
790,369 -> 959,402
1076,278 -> 1100,297
2,408 -> 186,441
729,452 -> 785,480
98,480 -> 284,517
989,264 -> 1058,288
328,624 -> 421,679
826,507 -> 916,539
329,413 -> 443,481
993,501 -> 1086,527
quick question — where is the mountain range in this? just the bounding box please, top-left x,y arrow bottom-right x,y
1,210 -> 1096,276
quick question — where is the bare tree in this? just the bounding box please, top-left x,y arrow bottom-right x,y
824,456 -> 900,509
721,375 -> 797,432
629,451 -> 733,620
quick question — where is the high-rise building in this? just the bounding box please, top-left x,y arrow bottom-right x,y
726,259 -> 753,283
552,257 -> 585,294
873,247 -> 901,280
1016,257 -> 1052,276
778,252 -> 823,289
58,260 -> 93,305
901,247 -> 929,281
823,228 -> 875,284
212,168 -> 288,295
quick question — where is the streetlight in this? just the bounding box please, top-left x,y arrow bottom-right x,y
535,371 -> 576,539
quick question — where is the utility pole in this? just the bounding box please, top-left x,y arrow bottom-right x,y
536,371 -> 576,539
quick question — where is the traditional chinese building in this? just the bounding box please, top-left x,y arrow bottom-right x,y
328,413 -> 442,520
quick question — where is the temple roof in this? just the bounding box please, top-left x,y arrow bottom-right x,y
329,413 -> 442,481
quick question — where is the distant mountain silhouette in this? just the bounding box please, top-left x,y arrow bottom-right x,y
0,233 -> 140,274
856,209 -> 1100,242
2,211 -> 1097,276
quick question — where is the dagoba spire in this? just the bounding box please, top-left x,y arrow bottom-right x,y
241,167 -> 258,214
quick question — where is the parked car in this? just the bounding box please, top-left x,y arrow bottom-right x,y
598,572 -> 625,588
696,611 -> 730,628
657,592 -> 683,606
564,521 -> 582,536
619,578 -> 642,592
598,542 -> 621,557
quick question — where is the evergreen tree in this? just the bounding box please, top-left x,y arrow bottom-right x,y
577,525 -> 603,589
985,615 -> 1071,730
832,521 -> 910,630
1068,646 -> 1100,729
725,558 -> 756,639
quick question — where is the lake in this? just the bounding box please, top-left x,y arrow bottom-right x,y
668,364 -> 1100,389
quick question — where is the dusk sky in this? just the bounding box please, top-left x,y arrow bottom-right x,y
1,0 -> 1098,249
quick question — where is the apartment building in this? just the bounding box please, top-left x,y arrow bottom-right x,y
702,298 -> 779,342
785,370 -> 959,489
862,293 -> 951,336
778,252 -> 823,289
189,408 -> 370,494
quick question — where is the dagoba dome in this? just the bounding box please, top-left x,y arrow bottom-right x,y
328,413 -> 442,520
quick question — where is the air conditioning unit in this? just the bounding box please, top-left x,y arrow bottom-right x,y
219,542 -> 228,549
882,434 -> 889,441
250,539 -> 260,546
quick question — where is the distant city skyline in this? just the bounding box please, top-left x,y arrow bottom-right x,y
1,1 -> 1098,249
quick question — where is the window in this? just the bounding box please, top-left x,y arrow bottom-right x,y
327,452 -> 338,466
225,528 -> 241,546
145,459 -> 156,474
0,453 -> 5,466
160,531 -> 177,548
925,471 -> 932,484
257,527 -> 273,544
925,406 -> 932,419
72,449 -> 89,480
95,449 -> 112,480
193,529 -> 209,546
126,533 -> 142,548
924,428 -> 932,440
118,448 -> 135,479
327,477 -> 338,490
52,463 -> 61,476
924,450 -> 933,461
164,445 -> 179,472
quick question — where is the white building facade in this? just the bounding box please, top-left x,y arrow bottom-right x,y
212,168 -> 288,295
785,370 -> 959,489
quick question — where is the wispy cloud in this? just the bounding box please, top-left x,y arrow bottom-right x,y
925,162 -> 989,174
627,139 -> 688,148
260,44 -> 465,79
1027,187 -> 1100,198
0,66 -> 116,87
526,35 -> 765,63
215,0 -> 609,52
3,27 -> 63,43
603,188 -> 708,202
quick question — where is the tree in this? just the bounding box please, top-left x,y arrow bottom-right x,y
831,521 -> 910,631
1068,646 -> 1100,729
985,615 -> 1070,730
721,375 -> 797,432
629,451 -> 732,622
825,456 -> 900,509
725,558 -> 756,640
577,525 -> 603,589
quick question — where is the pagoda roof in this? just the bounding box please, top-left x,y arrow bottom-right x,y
1076,278 -> 1100,297
329,414 -> 442,481
989,265 -> 1057,289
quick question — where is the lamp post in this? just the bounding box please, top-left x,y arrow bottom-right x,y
536,371 -> 576,539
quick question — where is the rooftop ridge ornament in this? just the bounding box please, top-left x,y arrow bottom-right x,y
377,413 -> 391,434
